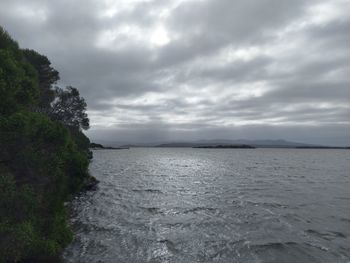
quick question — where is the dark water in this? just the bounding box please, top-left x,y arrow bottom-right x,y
63,148 -> 350,263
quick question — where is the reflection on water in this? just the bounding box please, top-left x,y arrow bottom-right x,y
63,148 -> 350,263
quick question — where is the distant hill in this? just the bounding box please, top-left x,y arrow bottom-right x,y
155,139 -> 315,148
193,144 -> 256,149
91,139 -> 349,149
90,142 -> 129,150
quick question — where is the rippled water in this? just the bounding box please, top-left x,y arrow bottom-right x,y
63,148 -> 350,263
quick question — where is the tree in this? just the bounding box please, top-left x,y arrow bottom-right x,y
49,86 -> 90,130
22,49 -> 59,110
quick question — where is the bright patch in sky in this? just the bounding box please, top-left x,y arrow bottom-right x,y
151,26 -> 170,46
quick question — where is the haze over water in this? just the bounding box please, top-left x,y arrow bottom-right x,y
63,148 -> 350,263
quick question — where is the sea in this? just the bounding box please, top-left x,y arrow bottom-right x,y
63,148 -> 350,263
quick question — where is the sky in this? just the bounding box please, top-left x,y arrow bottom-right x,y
1,0 -> 349,145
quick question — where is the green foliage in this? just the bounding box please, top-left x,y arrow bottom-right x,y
22,49 -> 59,109
0,27 -> 19,54
0,112 -> 87,262
0,29 -> 39,115
51,86 -> 90,130
68,126 -> 91,152
0,26 -> 92,262
0,174 -> 37,262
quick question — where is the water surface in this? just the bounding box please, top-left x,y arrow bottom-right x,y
63,148 -> 350,263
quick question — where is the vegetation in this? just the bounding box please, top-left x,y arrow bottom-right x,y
0,26 -> 93,262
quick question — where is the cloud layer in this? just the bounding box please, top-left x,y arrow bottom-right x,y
1,0 -> 349,145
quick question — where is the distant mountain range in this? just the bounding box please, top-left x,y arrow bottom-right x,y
153,139 -> 314,148
92,139 -> 350,149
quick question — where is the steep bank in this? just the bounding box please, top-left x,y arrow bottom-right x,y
0,27 -> 95,262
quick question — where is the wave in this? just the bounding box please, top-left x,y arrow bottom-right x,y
132,189 -> 163,194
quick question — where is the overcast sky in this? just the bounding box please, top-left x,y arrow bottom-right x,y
1,0 -> 349,145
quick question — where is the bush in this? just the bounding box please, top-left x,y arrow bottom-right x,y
0,113 -> 89,262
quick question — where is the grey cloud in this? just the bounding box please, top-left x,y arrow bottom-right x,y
168,0 -> 310,38
1,0 -> 349,145
156,0 -> 313,66
307,13 -> 350,50
185,56 -> 272,84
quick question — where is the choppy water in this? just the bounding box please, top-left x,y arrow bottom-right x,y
63,148 -> 350,263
